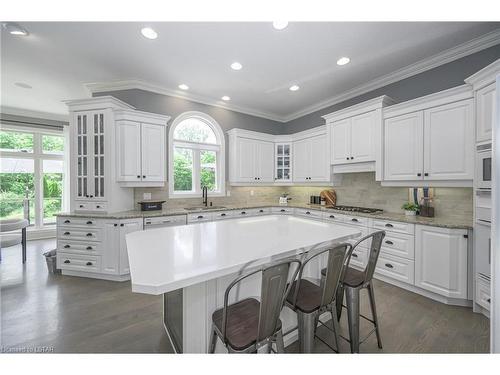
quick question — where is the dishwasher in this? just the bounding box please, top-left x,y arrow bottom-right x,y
144,215 -> 187,229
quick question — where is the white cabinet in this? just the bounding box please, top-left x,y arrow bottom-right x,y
415,225 -> 468,299
102,218 -> 143,275
383,112 -> 423,181
423,99 -> 474,180
330,111 -> 376,165
116,117 -> 167,186
274,143 -> 292,182
383,87 -> 474,184
475,83 -> 496,143
230,136 -> 274,183
293,134 -> 330,182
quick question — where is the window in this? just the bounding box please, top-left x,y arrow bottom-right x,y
168,112 -> 225,197
0,127 -> 67,229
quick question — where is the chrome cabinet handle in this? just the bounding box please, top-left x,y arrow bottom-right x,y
385,263 -> 394,269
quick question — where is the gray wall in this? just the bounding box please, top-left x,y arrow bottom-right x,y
284,44 -> 500,134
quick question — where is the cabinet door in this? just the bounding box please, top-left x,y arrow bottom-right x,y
75,112 -> 92,200
415,225 -> 468,299
116,120 -> 142,182
101,221 -> 120,275
423,99 -> 473,180
141,123 -> 166,182
235,138 -> 257,182
293,138 -> 310,182
330,119 -> 351,165
119,219 -> 143,275
383,112 -> 424,181
309,135 -> 330,181
91,111 -> 106,199
257,140 -> 275,182
476,83 -> 496,143
351,111 -> 375,163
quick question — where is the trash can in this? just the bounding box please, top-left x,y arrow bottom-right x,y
43,249 -> 61,274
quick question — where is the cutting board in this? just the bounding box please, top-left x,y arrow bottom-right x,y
320,189 -> 336,206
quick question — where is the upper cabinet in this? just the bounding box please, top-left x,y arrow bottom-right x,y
382,85 -> 474,186
115,110 -> 169,187
66,97 -> 170,213
323,96 -> 395,180
465,58 -> 500,144
292,130 -> 330,183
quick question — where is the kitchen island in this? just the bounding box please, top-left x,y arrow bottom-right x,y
126,214 -> 361,353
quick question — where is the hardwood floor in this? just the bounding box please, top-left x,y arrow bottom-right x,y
0,239 -> 490,353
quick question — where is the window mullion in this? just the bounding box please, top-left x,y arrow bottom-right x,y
34,134 -> 43,228
193,149 -> 201,194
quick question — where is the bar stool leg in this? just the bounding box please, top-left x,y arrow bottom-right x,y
345,286 -> 360,353
330,305 -> 341,352
297,311 -> 318,353
21,227 -> 27,264
208,324 -> 218,353
336,285 -> 344,321
367,282 -> 383,349
275,329 -> 285,353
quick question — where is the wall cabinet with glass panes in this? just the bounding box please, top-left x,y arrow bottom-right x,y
67,97 -> 136,213
274,143 -> 292,182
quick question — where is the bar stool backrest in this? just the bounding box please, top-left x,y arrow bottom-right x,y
221,259 -> 301,345
290,243 -> 352,310
355,230 -> 386,286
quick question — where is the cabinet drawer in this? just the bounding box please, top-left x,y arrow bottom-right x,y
57,240 -> 102,255
476,276 -> 491,311
349,247 -> 367,270
376,252 -> 415,285
74,201 -> 107,212
57,228 -> 102,242
322,212 -> 346,223
372,219 -> 415,235
272,207 -> 294,214
343,215 -> 369,227
295,208 -> 323,220
57,252 -> 100,273
379,231 -> 415,260
212,211 -> 234,220
187,213 -> 213,223
58,217 -> 99,228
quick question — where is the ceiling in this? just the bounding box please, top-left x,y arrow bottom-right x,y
2,22 -> 500,122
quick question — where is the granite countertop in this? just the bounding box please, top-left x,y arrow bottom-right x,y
56,203 -> 473,229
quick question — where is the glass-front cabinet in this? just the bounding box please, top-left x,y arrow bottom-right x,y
75,111 -> 106,200
275,143 -> 292,182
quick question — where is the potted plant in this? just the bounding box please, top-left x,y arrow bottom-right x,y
402,202 -> 419,216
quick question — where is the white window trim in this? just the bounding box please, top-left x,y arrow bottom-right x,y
0,123 -> 67,231
168,111 -> 226,198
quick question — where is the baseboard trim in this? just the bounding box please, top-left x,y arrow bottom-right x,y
62,270 -> 131,282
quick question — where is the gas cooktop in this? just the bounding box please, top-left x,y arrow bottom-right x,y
328,205 -> 383,214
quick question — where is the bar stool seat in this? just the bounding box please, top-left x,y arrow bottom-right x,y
286,279 -> 322,313
322,267 -> 365,288
212,298 -> 282,351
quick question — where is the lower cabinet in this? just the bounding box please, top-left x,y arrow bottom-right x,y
415,225 -> 468,299
102,218 -> 143,275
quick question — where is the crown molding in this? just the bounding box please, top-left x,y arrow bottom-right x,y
84,79 -> 287,123
84,29 -> 500,125
322,95 -> 396,123
464,57 -> 500,90
283,29 -> 500,122
0,105 -> 70,122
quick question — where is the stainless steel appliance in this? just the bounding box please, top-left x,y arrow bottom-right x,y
476,143 -> 492,190
144,215 -> 187,229
329,205 -> 383,214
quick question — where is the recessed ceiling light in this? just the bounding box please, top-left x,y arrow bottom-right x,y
141,27 -> 158,40
15,82 -> 32,89
178,84 -> 189,90
230,62 -> 243,71
221,96 -> 231,101
289,85 -> 300,92
272,21 -> 288,30
337,57 -> 350,66
3,22 -> 29,36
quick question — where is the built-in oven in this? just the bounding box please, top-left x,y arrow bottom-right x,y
476,143 -> 492,190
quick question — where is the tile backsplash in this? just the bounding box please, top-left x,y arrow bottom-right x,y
134,172 -> 472,220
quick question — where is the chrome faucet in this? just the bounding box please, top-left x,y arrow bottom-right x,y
202,186 -> 208,207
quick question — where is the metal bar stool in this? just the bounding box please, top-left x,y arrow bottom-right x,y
0,218 -> 29,263
209,258 -> 301,353
285,243 -> 353,353
321,230 -> 386,353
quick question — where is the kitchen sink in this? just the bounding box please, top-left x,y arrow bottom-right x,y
184,206 -> 227,211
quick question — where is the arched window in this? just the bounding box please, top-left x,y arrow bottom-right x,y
168,112 -> 225,197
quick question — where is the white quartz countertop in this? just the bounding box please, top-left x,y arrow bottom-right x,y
126,215 -> 361,295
